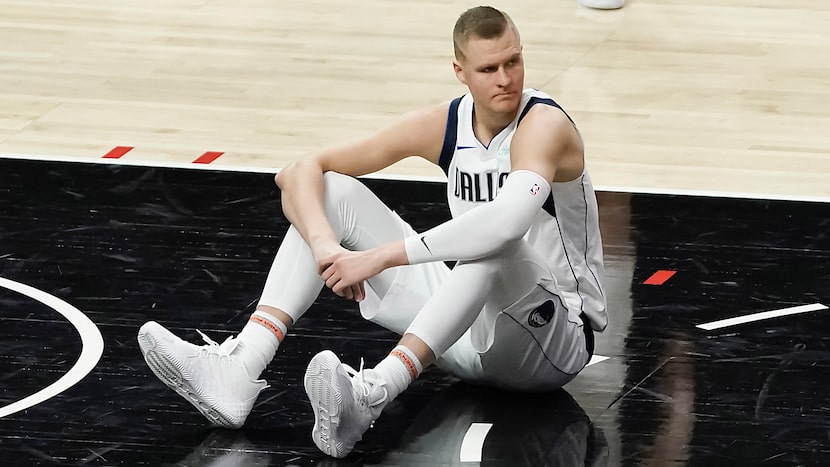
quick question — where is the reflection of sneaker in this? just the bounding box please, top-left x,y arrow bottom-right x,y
138,321 -> 268,429
304,350 -> 388,458
173,430 -> 271,467
578,0 -> 625,9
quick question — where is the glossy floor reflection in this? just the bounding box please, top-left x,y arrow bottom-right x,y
1,159 -> 828,466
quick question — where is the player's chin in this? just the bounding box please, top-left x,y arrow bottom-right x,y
491,95 -> 520,112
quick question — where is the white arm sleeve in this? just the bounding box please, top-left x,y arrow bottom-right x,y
404,169 -> 552,264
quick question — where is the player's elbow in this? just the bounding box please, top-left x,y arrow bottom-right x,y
275,164 -> 292,190
275,160 -> 301,190
276,158 -> 321,191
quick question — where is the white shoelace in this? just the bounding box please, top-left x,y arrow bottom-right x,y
195,330 -> 235,361
343,359 -> 388,410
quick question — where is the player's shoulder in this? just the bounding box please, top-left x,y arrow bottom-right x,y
519,101 -> 573,135
519,88 -> 567,116
514,90 -> 580,150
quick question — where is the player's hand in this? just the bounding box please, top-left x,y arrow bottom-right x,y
318,249 -> 384,302
310,240 -> 344,266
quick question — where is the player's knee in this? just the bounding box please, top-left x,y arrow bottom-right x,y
321,171 -> 365,236
455,254 -> 503,281
322,171 -> 363,203
456,240 -> 526,283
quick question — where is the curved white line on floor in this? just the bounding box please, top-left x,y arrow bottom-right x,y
0,277 -> 104,419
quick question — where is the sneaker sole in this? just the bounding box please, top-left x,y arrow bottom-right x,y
137,326 -> 242,429
304,350 -> 348,458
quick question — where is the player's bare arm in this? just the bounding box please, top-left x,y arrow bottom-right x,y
277,102 -> 448,299
510,103 -> 584,184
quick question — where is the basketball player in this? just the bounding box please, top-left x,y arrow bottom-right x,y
138,5 -> 607,459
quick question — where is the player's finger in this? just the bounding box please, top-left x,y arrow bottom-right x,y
356,282 -> 365,302
335,281 -> 353,300
348,284 -> 361,302
317,262 -> 332,276
325,273 -> 340,290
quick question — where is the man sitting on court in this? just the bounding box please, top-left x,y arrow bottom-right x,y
138,5 -> 607,459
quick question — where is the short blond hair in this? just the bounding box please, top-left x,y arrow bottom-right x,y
452,6 -> 517,61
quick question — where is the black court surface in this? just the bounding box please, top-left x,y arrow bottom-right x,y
1,158 -> 829,466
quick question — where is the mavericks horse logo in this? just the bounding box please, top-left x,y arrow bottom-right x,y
528,300 -> 555,327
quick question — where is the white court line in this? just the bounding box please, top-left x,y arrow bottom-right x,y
3,152 -> 830,202
0,277 -> 104,419
696,303 -> 828,331
460,423 -> 493,462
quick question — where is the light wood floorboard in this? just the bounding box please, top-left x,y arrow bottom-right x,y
1,0 -> 828,199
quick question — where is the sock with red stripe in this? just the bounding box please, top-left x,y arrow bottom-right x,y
234,310 -> 286,379
371,345 -> 423,402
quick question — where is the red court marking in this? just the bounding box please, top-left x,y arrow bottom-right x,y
193,151 -> 224,164
644,270 -> 676,285
101,146 -> 133,159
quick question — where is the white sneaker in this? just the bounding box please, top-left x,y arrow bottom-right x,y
137,321 -> 268,429
303,350 -> 388,458
578,0 -> 625,9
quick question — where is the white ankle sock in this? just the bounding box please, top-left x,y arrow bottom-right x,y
234,310 -> 286,379
371,345 -> 422,402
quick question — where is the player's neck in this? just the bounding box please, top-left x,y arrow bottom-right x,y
471,105 -> 516,147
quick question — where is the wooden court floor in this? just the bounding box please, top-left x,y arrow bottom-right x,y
1,0 -> 829,465
0,0 -> 829,200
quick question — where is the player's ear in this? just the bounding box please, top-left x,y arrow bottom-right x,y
453,60 -> 467,85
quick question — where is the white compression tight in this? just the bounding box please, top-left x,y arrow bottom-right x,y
257,172 -> 404,322
406,239 -> 548,358
258,172 -> 544,362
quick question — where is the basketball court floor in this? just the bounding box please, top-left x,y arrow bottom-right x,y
1,157 -> 828,466
1,0 -> 829,465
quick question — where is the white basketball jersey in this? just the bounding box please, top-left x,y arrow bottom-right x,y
438,88 -> 608,331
